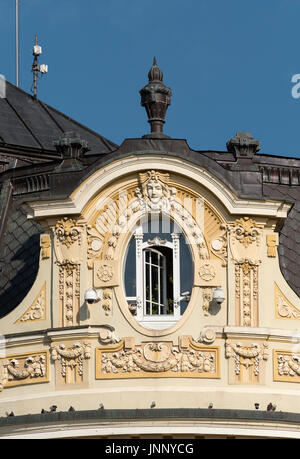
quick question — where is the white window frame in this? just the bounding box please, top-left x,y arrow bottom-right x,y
132,226 -> 181,327
143,247 -> 167,316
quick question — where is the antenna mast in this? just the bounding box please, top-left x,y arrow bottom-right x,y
31,34 -> 48,99
16,0 -> 19,87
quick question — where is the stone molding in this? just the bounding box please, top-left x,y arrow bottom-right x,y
25,156 -> 292,219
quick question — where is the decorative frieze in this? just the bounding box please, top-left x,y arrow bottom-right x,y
225,340 -> 268,384
0,351 -> 49,391
96,338 -> 220,379
15,283 -> 46,324
274,350 -> 300,382
51,341 -> 91,385
234,259 -> 260,327
57,260 -> 81,327
228,217 -> 263,327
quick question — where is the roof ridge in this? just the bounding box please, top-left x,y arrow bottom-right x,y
4,80 -> 118,152
43,101 -> 118,150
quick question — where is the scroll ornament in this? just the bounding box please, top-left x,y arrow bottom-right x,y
275,284 -> 300,319
20,297 -> 45,322
16,284 -> 46,323
232,217 -> 261,249
98,326 -> 121,345
210,224 -> 228,266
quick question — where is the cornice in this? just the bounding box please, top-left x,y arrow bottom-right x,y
24,155 -> 292,220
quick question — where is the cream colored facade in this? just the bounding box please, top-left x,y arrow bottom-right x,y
1,154 -> 300,439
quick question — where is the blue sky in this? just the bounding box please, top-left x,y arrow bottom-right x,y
1,0 -> 300,157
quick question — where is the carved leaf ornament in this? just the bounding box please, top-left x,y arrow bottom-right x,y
55,217 -> 81,248
101,342 -> 215,374
5,356 -> 46,380
278,354 -> 300,377
233,217 -> 260,248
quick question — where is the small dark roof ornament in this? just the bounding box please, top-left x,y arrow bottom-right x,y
53,131 -> 90,172
140,57 -> 172,139
226,132 -> 260,159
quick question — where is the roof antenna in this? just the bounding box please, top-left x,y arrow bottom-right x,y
31,34 -> 48,99
15,0 -> 19,87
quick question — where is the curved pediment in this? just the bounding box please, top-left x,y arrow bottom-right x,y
25,155 -> 291,221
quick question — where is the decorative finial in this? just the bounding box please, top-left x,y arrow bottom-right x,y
140,58 -> 172,138
147,56 -> 163,83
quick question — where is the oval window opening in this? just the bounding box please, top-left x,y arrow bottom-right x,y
124,214 -> 193,330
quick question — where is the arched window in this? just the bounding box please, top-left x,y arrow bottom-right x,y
124,215 -> 193,330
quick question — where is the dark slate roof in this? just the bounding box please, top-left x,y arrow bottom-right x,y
0,81 -> 119,315
0,204 -> 41,318
0,81 -> 118,159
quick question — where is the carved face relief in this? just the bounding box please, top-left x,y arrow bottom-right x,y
136,170 -> 176,211
147,179 -> 163,204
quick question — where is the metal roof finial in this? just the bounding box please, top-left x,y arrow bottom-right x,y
140,58 -> 172,138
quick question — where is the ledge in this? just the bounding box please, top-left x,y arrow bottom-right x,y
0,407 -> 300,427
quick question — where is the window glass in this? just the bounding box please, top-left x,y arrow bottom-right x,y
179,234 -> 193,315
124,214 -> 194,327
124,237 -> 136,297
